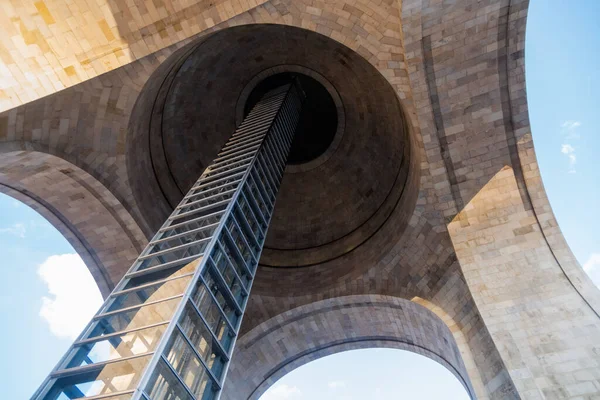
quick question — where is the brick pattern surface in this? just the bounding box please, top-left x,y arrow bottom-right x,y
0,0 -> 267,112
402,0 -> 600,398
0,0 -> 598,399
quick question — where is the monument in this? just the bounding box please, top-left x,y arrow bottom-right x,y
0,1 -> 599,399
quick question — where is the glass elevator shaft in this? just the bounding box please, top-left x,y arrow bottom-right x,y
32,82 -> 305,400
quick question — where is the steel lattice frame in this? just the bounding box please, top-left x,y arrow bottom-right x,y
33,83 -> 305,400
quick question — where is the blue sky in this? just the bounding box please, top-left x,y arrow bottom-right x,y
525,0 -> 600,286
0,1 -> 599,399
260,349 -> 470,400
0,196 -> 102,399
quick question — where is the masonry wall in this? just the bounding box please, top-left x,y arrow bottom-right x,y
223,295 -> 476,399
0,1 -> 599,399
402,0 -> 600,398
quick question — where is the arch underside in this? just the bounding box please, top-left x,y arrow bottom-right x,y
223,296 -> 476,400
0,145 -> 146,298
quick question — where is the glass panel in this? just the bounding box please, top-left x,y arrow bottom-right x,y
165,330 -> 216,397
167,201 -> 228,230
56,395 -> 134,400
203,266 -> 240,324
159,211 -> 223,240
268,129 -> 288,161
191,279 -> 237,351
146,234 -> 212,259
54,393 -> 134,400
259,147 -> 283,181
177,306 -> 227,377
237,198 -> 265,242
191,173 -> 243,193
219,238 -> 252,284
66,325 -> 167,368
232,208 -> 260,255
268,126 -> 288,157
244,182 -> 265,217
247,173 -> 271,215
241,187 -> 267,230
124,259 -> 199,290
214,256 -> 244,302
45,356 -> 150,399
226,221 -> 255,268
211,248 -> 247,303
210,153 -> 253,171
145,359 -> 194,400
177,189 -> 235,216
255,160 -> 276,199
84,298 -> 181,340
152,227 -> 215,253
104,276 -> 192,314
138,242 -> 208,271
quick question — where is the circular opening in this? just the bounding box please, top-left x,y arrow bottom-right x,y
244,73 -> 338,165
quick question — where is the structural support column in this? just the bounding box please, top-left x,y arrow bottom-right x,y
33,83 -> 304,400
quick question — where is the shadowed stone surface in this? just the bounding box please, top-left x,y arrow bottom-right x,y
126,24 -> 413,269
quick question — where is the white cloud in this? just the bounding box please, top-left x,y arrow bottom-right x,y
559,120 -> 581,174
261,384 -> 302,400
38,254 -> 103,340
583,253 -> 600,289
328,381 -> 347,389
560,143 -> 577,173
561,144 -> 575,154
561,120 -> 581,136
0,222 -> 26,238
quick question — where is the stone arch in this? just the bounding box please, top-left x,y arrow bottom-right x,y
400,0 -> 600,397
223,295 -> 476,399
0,142 -> 146,298
411,296 -> 488,398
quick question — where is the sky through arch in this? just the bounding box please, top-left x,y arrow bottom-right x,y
0,193 -> 103,399
525,0 -> 600,286
259,348 -> 470,400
